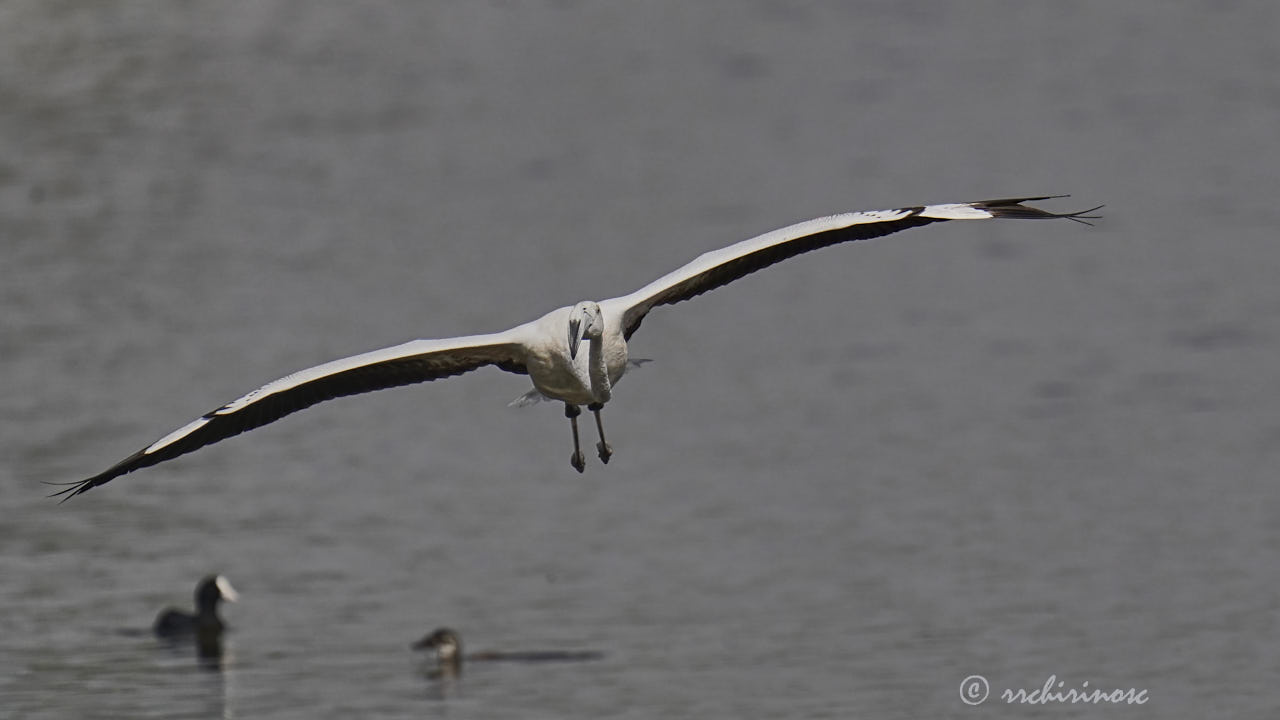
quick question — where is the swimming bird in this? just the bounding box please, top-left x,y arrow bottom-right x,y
54,196 -> 1099,499
412,627 -> 604,676
153,574 -> 239,641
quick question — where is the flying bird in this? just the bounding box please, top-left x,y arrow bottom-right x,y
54,196 -> 1099,500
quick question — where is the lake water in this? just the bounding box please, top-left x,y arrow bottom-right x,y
4,2 -> 1280,718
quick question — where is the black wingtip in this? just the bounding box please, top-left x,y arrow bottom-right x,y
45,452 -> 145,503
980,194 -> 1070,205
978,195 -> 1103,226
45,477 -> 97,503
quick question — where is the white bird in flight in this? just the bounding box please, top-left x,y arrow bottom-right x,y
54,196 -> 1099,500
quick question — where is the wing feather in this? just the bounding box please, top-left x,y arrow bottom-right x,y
601,196 -> 1100,339
55,332 -> 529,500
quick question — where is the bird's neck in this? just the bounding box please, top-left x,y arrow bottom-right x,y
587,336 -> 612,403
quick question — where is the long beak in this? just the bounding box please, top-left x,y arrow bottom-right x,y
568,317 -> 583,360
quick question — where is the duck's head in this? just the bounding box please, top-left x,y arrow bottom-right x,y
195,574 -> 239,614
412,627 -> 462,662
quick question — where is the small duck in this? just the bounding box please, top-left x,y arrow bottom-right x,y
153,574 -> 239,641
411,627 -> 603,676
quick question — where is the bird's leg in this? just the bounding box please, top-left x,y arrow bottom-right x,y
565,404 -> 585,473
588,402 -> 612,464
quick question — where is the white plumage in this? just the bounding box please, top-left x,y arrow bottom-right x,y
56,196 -> 1098,499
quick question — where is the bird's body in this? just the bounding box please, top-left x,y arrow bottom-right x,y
153,608 -> 220,637
521,305 -> 628,406
55,196 -> 1099,499
153,574 -> 238,641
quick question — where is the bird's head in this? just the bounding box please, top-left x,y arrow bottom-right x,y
568,301 -> 604,360
196,574 -> 239,612
412,627 -> 462,661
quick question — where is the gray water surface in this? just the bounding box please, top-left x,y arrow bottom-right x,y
4,2 -> 1280,718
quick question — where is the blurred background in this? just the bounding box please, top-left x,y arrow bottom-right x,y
3,2 -> 1278,718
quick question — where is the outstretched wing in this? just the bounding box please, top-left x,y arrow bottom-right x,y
56,331 -> 530,500
600,196 -> 1100,340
